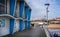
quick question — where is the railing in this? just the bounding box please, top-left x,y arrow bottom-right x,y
43,25 -> 51,37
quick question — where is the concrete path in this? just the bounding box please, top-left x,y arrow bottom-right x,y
4,27 -> 46,37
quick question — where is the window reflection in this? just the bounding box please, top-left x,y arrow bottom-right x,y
0,0 -> 6,14
0,0 -> 5,4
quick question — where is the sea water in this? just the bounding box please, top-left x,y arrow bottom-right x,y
48,29 -> 60,37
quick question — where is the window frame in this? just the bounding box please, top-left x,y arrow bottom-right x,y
0,0 -> 7,14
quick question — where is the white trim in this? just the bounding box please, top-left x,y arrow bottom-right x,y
0,14 -> 15,19
43,25 -> 51,37
0,14 -> 26,20
15,17 -> 24,20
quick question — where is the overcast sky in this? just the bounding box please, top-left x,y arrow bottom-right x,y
25,0 -> 60,20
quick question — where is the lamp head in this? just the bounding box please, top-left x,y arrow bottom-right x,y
45,3 -> 50,6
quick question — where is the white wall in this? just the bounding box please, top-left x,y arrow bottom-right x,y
0,17 -> 9,36
7,0 -> 10,14
14,19 -> 19,33
14,19 -> 25,32
16,2 -> 19,17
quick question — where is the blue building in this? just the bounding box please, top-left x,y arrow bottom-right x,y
0,0 -> 31,36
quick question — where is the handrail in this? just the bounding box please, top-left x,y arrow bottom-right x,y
43,25 -> 51,37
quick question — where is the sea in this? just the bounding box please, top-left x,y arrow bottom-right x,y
48,29 -> 60,37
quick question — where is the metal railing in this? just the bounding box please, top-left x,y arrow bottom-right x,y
43,25 -> 51,37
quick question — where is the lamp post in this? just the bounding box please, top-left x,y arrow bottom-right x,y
45,3 -> 50,25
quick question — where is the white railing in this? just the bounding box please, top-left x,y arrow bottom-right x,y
43,25 -> 51,37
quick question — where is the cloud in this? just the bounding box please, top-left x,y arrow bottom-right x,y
25,0 -> 60,20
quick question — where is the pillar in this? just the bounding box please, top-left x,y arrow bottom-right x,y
10,0 -> 16,16
19,20 -> 23,31
25,6 -> 28,29
9,0 -> 16,34
27,9 -> 31,28
19,1 -> 24,31
10,19 -> 14,34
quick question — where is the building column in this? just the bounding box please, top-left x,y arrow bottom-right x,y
10,19 -> 15,34
10,0 -> 16,16
28,21 -> 30,28
27,9 -> 31,28
25,6 -> 28,29
25,21 -> 27,29
19,1 -> 24,31
19,20 -> 23,31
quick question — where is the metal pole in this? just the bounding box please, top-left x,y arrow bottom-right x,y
46,6 -> 48,25
45,3 -> 50,25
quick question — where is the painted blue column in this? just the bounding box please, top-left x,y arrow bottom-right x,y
28,21 -> 30,28
25,21 -> 27,29
27,9 -> 31,28
19,1 -> 24,31
25,7 -> 28,29
25,7 -> 28,19
10,0 -> 16,16
28,9 -> 31,20
19,1 -> 24,18
19,20 -> 23,31
10,19 -> 14,34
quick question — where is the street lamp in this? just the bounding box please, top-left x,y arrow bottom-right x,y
45,3 -> 50,25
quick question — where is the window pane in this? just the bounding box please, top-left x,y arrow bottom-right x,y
0,5 -> 5,14
0,0 -> 6,14
0,0 -> 5,4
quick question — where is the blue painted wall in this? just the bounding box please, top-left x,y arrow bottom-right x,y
28,21 -> 30,28
10,19 -> 14,34
10,0 -> 16,16
19,1 -> 24,31
25,7 -> 28,19
28,9 -> 31,20
27,9 -> 31,28
0,0 -> 32,36
19,1 -> 24,18
25,21 -> 27,29
25,7 -> 29,29
19,20 -> 23,31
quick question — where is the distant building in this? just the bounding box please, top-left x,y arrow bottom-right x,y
31,20 -> 47,25
48,18 -> 60,29
49,18 -> 60,24
31,18 -> 60,29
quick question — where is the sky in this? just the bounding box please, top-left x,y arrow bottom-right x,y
25,0 -> 60,20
